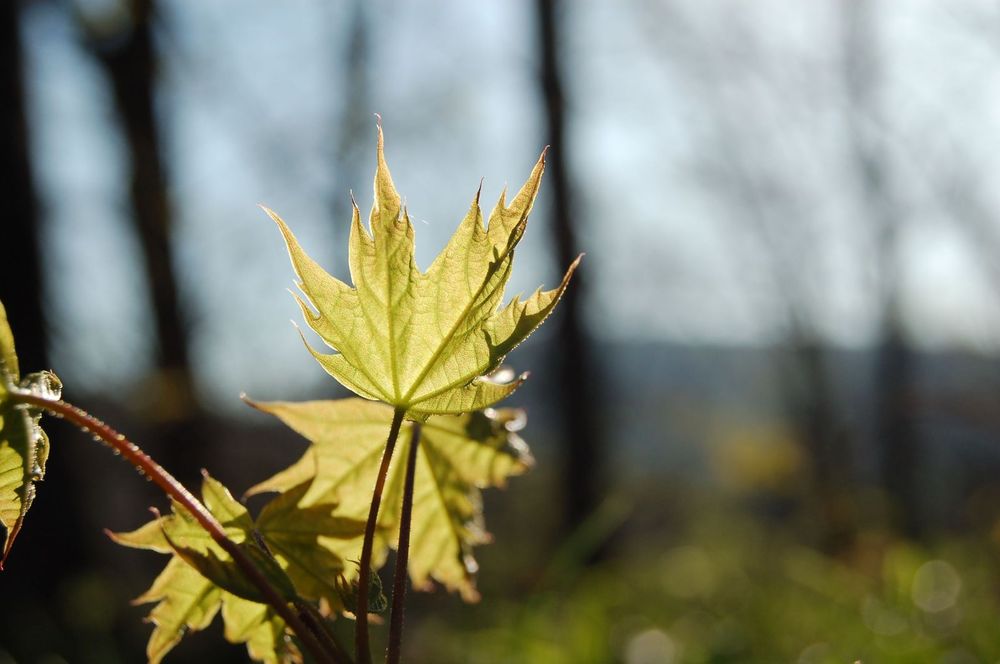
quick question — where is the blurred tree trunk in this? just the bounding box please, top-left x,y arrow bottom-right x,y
630,6 -> 858,548
329,0 -> 370,261
1,0 -> 47,372
0,3 -> 93,655
842,1 -> 920,537
82,0 -> 205,484
535,0 -> 605,547
780,337 -> 855,548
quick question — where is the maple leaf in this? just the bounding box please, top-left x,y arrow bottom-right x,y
245,397 -> 533,601
264,124 -> 579,416
0,298 -> 61,568
112,473 -> 363,662
113,555 -> 297,664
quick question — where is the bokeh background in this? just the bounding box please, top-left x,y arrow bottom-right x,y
5,0 -> 1000,662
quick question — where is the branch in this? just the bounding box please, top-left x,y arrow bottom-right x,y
9,390 -> 341,663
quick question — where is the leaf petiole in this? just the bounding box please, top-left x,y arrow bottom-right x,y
387,422 -> 422,664
356,407 -> 405,664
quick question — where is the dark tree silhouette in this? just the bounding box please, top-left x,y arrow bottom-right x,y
81,0 -> 205,484
535,0 -> 605,545
841,0 -> 920,537
0,2 -> 95,660
1,0 -> 46,372
328,0 -> 371,267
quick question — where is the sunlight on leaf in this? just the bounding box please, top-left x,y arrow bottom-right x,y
0,300 -> 18,388
265,123 -> 579,416
0,299 -> 60,569
246,397 -> 533,601
113,473 -> 361,662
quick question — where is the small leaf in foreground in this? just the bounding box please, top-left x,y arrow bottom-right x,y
113,473 -> 362,662
0,298 -> 61,568
335,560 -> 388,615
266,124 -> 579,416
246,397 -> 533,601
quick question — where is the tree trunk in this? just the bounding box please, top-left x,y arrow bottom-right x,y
782,338 -> 856,549
0,4 -> 94,658
535,0 -> 605,548
0,0 -> 46,372
84,0 -> 205,484
329,0 -> 371,265
841,0 -> 920,537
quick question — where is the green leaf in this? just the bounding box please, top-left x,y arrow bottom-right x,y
113,473 -> 362,662
116,554 -> 294,664
162,525 -> 295,604
130,557 -> 223,664
0,299 -> 19,388
0,404 -> 41,569
255,481 -> 366,605
334,560 -> 388,615
0,299 -> 60,569
246,397 -> 533,601
221,594 -> 297,664
265,124 -> 579,415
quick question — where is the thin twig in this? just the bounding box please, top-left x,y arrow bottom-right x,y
356,407 -> 405,664
9,391 -> 337,664
386,422 -> 421,664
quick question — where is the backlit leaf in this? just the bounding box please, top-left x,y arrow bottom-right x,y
246,397 -> 533,601
113,473 -> 361,661
266,124 -> 579,416
0,299 -> 60,569
0,299 -> 18,386
221,594 -> 298,664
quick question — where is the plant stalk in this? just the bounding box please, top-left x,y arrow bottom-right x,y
386,422 -> 421,664
356,407 -> 406,664
10,391 -> 340,664
295,598 -> 353,663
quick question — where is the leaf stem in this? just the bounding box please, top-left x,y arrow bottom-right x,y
295,598 -> 353,663
356,407 -> 405,664
386,422 -> 421,664
9,391 -> 340,664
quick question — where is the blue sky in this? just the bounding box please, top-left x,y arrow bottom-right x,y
20,0 -> 1000,409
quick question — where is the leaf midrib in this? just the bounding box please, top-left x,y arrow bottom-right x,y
383,223 -> 402,400
399,233 -> 520,406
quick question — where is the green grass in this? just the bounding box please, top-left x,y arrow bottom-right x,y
405,492 -> 1000,663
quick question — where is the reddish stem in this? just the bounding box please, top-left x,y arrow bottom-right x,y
10,391 -> 340,664
356,407 -> 405,664
386,422 -> 421,664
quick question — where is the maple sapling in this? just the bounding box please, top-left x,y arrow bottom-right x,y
0,122 -> 578,664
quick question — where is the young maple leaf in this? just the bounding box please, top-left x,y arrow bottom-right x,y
244,397 -> 533,602
112,473 -> 361,663
264,124 -> 580,416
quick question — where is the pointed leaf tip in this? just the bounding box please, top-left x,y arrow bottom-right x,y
259,205 -> 282,225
